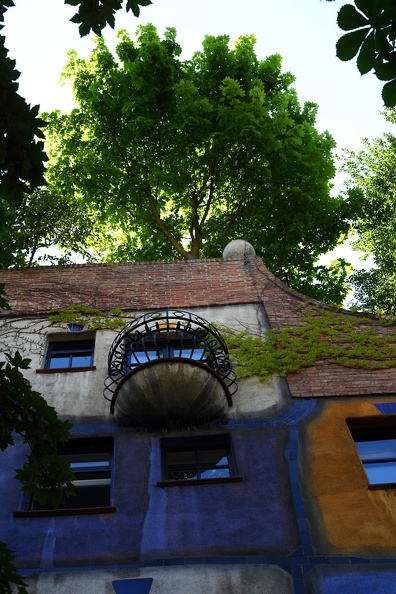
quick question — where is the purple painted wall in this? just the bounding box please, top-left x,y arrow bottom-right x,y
0,427 -> 299,568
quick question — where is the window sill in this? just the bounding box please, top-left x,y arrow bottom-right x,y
157,476 -> 243,487
13,506 -> 116,517
36,366 -> 96,374
368,483 -> 396,490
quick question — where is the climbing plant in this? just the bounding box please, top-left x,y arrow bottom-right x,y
221,307 -> 396,381
48,304 -> 127,330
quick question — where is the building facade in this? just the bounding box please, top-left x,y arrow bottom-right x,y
1,244 -> 396,594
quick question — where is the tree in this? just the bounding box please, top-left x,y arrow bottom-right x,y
43,26 -> 356,302
0,0 -> 152,266
343,108 -> 396,313
333,0 -> 396,107
3,187 -> 114,267
0,0 -> 48,269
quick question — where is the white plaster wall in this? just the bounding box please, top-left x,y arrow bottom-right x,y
22,564 -> 294,594
0,304 -> 289,421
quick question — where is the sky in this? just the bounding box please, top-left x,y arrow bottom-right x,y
3,0 -> 392,269
4,0 -> 393,151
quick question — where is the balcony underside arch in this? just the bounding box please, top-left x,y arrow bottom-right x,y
104,309 -> 237,428
111,358 -> 232,427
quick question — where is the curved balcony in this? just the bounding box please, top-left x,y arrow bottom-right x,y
104,310 -> 237,428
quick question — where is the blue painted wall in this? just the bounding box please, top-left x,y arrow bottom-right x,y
0,426 -> 299,568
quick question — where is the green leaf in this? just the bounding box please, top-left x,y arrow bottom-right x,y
375,60 -> 396,80
7,351 -> 31,370
0,542 -> 28,594
389,26 -> 396,42
381,0 -> 396,21
338,4 -> 369,31
336,28 -> 369,61
78,21 -> 91,37
355,0 -> 376,19
125,0 -> 152,17
375,26 -> 393,56
69,13 -> 83,24
357,31 -> 376,73
382,77 -> 396,106
126,0 -> 152,8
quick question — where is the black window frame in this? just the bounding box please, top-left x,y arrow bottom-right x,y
347,417 -> 396,489
157,434 -> 243,487
44,338 -> 95,371
14,436 -> 115,517
126,334 -> 208,370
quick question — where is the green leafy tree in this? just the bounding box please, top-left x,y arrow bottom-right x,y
0,0 -> 152,264
287,257 -> 353,304
343,108 -> 396,313
0,1 -> 48,267
44,26 -> 355,302
0,351 -> 74,510
4,187 -> 114,267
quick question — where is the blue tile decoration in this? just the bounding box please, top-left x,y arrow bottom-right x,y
374,402 -> 396,414
112,578 -> 153,594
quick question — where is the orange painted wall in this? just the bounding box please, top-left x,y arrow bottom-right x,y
302,400 -> 396,554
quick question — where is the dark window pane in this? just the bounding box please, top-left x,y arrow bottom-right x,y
167,470 -> 198,481
29,438 -> 112,510
199,449 -> 228,465
163,441 -> 233,481
62,485 -> 111,508
166,450 -> 196,466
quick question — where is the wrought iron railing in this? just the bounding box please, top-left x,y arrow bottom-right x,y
103,309 -> 238,402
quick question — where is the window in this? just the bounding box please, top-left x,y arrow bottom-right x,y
348,418 -> 396,488
127,338 -> 206,369
45,339 -> 95,370
157,434 -> 242,486
15,437 -> 114,516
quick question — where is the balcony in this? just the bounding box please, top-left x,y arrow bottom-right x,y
104,310 -> 237,428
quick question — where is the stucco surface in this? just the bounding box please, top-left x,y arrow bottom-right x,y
305,564 -> 396,594
22,564 -> 294,594
0,304 -> 287,421
302,399 -> 396,553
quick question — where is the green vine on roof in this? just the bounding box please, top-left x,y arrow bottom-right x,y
221,308 -> 396,382
48,304 -> 127,330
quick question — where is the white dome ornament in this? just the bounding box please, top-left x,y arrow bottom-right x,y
222,239 -> 256,260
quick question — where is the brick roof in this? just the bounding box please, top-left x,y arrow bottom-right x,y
0,257 -> 267,315
2,256 -> 396,399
